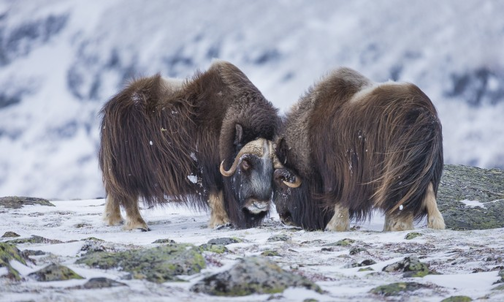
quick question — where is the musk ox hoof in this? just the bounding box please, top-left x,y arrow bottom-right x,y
104,215 -> 124,226
428,215 -> 446,230
124,220 -> 150,232
215,223 -> 232,230
208,219 -> 231,229
324,222 -> 350,232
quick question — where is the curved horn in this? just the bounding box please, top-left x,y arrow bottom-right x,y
274,168 -> 302,188
269,141 -> 284,170
220,138 -> 267,177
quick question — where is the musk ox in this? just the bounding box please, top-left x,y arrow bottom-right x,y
273,67 -> 445,232
99,60 -> 280,231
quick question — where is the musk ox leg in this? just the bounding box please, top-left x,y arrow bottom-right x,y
103,195 -> 124,226
325,203 -> 350,231
384,212 -> 414,231
122,197 -> 150,231
424,182 -> 446,229
208,190 -> 230,228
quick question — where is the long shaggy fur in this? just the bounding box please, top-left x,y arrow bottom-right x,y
99,60 -> 279,228
274,67 -> 444,230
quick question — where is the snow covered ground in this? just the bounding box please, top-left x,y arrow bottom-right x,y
0,0 -> 504,200
1,199 -> 504,301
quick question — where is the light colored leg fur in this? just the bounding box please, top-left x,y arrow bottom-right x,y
424,182 -> 445,229
325,203 -> 350,231
384,212 -> 414,231
123,197 -> 149,231
208,191 -> 230,228
103,196 -> 123,226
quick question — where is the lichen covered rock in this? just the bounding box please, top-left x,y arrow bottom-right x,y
441,296 -> 473,302
191,256 -> 322,296
28,263 -> 84,281
382,256 -> 429,277
0,242 -> 29,281
76,243 -> 205,283
438,165 -> 504,230
370,282 -> 430,296
0,196 -> 54,209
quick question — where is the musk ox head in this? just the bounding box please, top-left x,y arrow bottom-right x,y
220,125 -> 278,227
270,138 -> 304,227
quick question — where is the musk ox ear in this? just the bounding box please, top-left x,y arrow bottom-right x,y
234,123 -> 243,145
275,137 -> 288,165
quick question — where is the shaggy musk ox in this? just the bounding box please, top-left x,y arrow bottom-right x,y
99,60 -> 280,231
273,67 -> 445,231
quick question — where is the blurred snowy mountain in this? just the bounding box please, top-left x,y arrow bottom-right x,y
0,0 -> 503,199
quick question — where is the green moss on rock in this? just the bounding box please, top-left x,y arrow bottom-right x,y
198,244 -> 228,254
441,296 -> 473,302
382,256 -> 429,277
191,256 -> 322,296
76,243 -> 205,283
370,282 -> 429,296
7,235 -> 63,245
0,242 -> 29,281
207,237 -> 242,245
261,250 -> 281,257
325,238 -> 355,247
28,263 -> 84,281
405,232 -> 423,240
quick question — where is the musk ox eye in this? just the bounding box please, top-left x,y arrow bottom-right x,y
241,159 -> 251,171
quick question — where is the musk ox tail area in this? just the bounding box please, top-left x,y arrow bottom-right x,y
99,74 -> 200,209
344,83 -> 444,222
372,84 -> 444,221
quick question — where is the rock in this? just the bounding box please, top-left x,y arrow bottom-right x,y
267,234 -> 290,242
351,259 -> 376,268
21,250 -> 46,257
198,244 -> 228,254
76,243 -> 205,283
261,250 -> 281,257
0,242 -> 29,281
191,256 -> 322,296
493,284 -> 504,291
68,277 -> 127,289
325,238 -> 355,247
2,231 -> 20,238
28,263 -> 84,281
405,232 -> 423,240
349,247 -> 366,255
152,238 -> 176,244
369,282 -> 430,296
495,269 -> 504,284
438,165 -> 504,230
6,235 -> 63,245
441,296 -> 473,302
0,196 -> 54,209
207,237 -> 242,245
382,256 -> 429,277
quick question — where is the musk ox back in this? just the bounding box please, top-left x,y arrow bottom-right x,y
273,67 -> 445,231
99,60 -> 280,230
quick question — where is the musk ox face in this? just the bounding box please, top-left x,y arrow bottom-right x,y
221,138 -> 277,224
270,138 -> 303,226
272,167 -> 302,226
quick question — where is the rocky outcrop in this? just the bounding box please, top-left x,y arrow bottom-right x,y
191,256 -> 322,296
438,165 -> 504,230
76,243 -> 206,283
0,196 -> 54,209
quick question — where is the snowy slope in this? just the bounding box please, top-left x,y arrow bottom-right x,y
1,199 -> 504,301
0,0 -> 504,199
